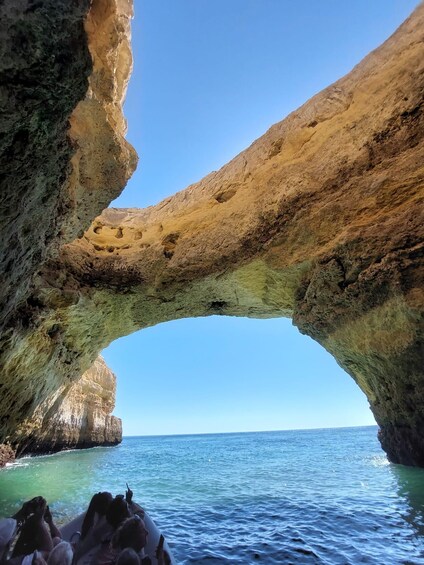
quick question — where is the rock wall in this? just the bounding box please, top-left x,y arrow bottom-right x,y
0,0 -> 91,333
18,357 -> 121,455
0,0 -> 136,456
0,3 -> 422,466
0,445 -> 15,468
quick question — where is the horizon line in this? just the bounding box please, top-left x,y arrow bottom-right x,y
122,423 -> 378,439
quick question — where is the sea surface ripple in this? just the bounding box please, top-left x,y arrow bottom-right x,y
1,427 -> 424,564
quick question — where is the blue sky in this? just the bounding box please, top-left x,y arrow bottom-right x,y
103,0 -> 419,436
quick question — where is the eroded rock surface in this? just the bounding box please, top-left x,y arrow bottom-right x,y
0,444 -> 15,468
0,0 -> 136,453
0,0 -> 92,331
0,4 -> 423,465
18,357 -> 121,455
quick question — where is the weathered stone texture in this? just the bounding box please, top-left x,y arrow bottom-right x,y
54,5 -> 424,465
0,444 -> 15,468
0,3 -> 423,465
0,0 -> 92,330
18,357 -> 121,455
0,0 -> 135,452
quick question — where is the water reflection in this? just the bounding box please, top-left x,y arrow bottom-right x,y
391,463 -> 424,536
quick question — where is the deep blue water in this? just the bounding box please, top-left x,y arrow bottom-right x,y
1,426 -> 424,564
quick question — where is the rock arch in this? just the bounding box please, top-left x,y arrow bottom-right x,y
0,2 -> 423,465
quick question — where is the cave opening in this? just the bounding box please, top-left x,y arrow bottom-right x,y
102,316 -> 376,438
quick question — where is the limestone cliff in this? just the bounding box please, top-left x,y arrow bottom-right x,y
0,0 -> 91,332
0,3 -> 423,466
18,357 -> 121,455
0,0 -> 135,457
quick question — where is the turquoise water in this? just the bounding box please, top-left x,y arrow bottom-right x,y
1,426 -> 424,564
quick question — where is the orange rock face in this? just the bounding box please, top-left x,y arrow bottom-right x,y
0,3 -> 423,464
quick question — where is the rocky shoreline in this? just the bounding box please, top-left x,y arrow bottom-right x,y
0,0 -> 130,457
0,444 -> 15,468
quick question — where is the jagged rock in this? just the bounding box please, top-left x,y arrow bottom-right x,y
0,0 -> 91,331
18,357 -> 121,455
0,0 -> 135,452
0,3 -> 423,466
0,444 -> 15,468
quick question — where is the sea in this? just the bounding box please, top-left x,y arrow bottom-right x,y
1,426 -> 424,564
